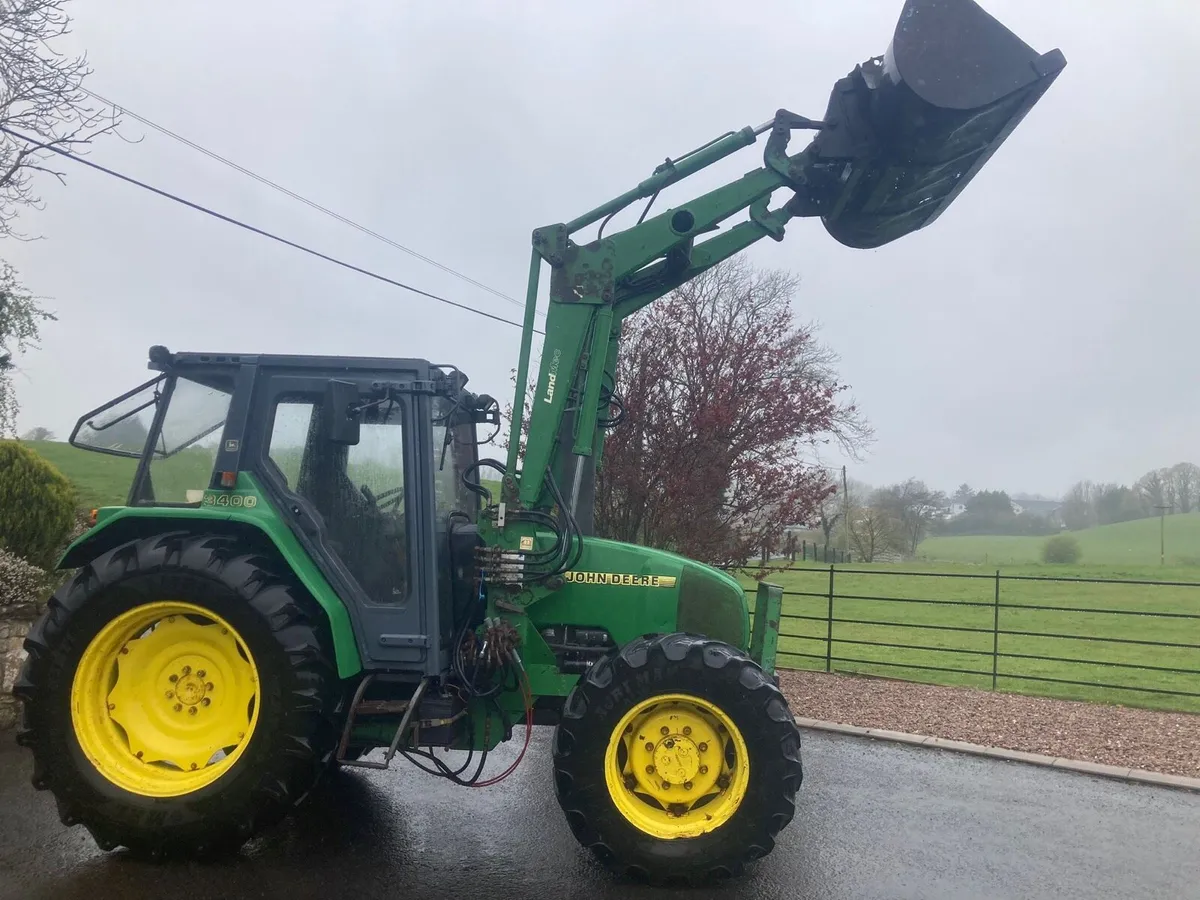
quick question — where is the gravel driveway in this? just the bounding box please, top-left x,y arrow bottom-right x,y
780,669 -> 1200,777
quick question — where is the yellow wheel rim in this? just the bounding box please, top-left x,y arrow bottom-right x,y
70,601 -> 260,798
604,693 -> 750,840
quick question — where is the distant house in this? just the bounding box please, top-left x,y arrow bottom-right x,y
937,497 -> 1061,525
1011,498 -> 1063,525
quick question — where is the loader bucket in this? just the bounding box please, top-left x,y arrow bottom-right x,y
789,0 -> 1066,249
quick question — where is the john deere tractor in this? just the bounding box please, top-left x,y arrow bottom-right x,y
13,0 -> 1063,884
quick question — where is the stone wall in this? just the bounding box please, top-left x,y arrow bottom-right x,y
0,549 -> 48,730
0,609 -> 37,730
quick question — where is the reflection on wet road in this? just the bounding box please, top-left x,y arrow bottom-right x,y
1,729 -> 1196,900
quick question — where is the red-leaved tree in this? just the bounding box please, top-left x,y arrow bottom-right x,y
594,259 -> 868,567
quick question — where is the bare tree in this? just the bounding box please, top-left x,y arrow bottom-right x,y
1134,469 -> 1167,513
847,502 -> 901,563
1061,480 -> 1099,530
0,261 -> 54,434
1168,463 -> 1200,515
817,488 -> 842,544
0,0 -> 122,238
875,478 -> 946,556
783,531 -> 798,564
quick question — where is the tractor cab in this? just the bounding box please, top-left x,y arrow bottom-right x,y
66,345 -> 499,673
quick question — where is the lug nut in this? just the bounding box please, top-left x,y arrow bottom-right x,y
165,691 -> 174,699
196,670 -> 206,678
169,674 -> 178,683
181,665 -> 191,676
188,707 -> 197,715
201,698 -> 211,707
717,774 -> 730,789
624,775 -> 637,790
644,742 -> 654,752
135,751 -> 143,759
661,780 -> 671,790
683,726 -> 692,736
645,764 -> 655,774
205,682 -> 214,691
698,742 -> 708,753
190,763 -> 198,771
664,739 -> 675,749
684,781 -> 693,790
699,765 -> 709,775
107,703 -> 115,711
660,726 -> 670,735
174,704 -> 183,712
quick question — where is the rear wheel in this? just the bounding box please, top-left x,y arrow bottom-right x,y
552,633 -> 803,885
14,533 -> 339,857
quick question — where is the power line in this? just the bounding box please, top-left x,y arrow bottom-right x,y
78,86 -> 537,314
0,125 -> 543,335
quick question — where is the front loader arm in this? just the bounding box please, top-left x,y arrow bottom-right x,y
490,0 -> 1065,577
507,116 -> 813,521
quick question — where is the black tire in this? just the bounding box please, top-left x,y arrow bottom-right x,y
13,532 -> 340,858
552,633 -> 803,885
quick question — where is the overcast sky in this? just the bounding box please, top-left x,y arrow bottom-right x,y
6,0 -> 1198,498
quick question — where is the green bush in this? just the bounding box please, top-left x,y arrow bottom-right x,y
0,440 -> 77,569
1041,533 -> 1082,565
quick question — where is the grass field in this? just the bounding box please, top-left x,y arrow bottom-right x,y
26,440 -> 142,508
918,514 -> 1200,567
737,561 -> 1200,714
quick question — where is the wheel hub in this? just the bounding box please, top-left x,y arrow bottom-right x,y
173,673 -> 208,707
653,735 -> 700,785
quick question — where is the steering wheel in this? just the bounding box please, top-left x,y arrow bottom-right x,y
360,484 -> 404,512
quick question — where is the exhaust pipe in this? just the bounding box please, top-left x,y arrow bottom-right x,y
788,0 -> 1067,249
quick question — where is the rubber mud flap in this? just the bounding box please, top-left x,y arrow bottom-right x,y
788,0 -> 1067,249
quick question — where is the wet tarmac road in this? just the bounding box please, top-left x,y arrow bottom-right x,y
1,729 -> 1197,900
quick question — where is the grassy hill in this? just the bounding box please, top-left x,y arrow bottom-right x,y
918,514 -> 1200,567
25,440 -> 140,508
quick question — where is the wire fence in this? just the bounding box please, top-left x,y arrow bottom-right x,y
735,566 -> 1200,713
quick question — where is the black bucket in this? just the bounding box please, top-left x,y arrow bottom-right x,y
789,0 -> 1067,249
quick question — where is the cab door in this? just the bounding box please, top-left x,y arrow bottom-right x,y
251,371 -> 436,670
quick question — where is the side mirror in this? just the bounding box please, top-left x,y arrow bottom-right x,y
323,379 -> 361,445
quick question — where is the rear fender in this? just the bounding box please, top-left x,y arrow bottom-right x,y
60,508 -> 363,678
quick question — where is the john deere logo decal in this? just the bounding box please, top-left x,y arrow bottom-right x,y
563,571 -> 677,588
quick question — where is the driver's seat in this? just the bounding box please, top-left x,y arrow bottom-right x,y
296,424 -> 408,603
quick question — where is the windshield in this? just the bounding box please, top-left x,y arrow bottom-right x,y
73,376 -> 164,457
72,374 -> 233,504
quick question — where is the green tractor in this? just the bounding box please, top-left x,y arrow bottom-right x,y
13,0 -> 1063,884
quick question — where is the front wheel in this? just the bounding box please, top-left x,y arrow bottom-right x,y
552,633 -> 803,885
